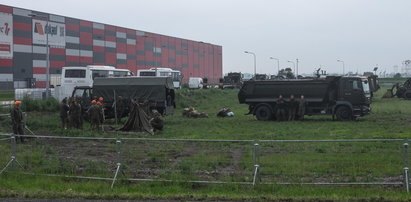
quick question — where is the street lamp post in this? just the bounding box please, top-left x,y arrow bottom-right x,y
287,60 -> 295,79
337,59 -> 345,75
296,58 -> 299,79
29,13 -> 50,98
244,51 -> 256,78
269,57 -> 280,75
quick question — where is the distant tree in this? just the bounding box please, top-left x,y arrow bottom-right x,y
394,73 -> 402,78
278,68 -> 295,79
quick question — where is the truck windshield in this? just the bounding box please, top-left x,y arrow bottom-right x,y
362,79 -> 370,94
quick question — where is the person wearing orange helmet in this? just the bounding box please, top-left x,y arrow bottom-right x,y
88,99 -> 102,131
10,101 -> 25,142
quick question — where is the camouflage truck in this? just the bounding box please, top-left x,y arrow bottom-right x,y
238,76 -> 371,121
221,72 -> 243,89
72,77 -> 175,119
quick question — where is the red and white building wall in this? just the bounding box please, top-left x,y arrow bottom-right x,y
0,4 -> 223,90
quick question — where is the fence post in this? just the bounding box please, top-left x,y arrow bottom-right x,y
0,135 -> 23,175
252,141 -> 260,186
111,138 -> 122,189
253,142 -> 260,166
404,141 -> 409,192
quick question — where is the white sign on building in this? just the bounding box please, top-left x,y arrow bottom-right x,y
0,12 -> 13,58
32,19 -> 65,47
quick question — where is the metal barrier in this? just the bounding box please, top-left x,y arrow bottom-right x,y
0,133 -> 409,192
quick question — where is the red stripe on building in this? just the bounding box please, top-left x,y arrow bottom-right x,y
13,36 -> 31,45
105,35 -> 116,42
66,23 -> 79,31
93,46 -> 104,52
13,22 -> 31,31
116,64 -> 127,69
126,47 -> 135,55
50,48 -> 65,55
126,29 -> 135,35
93,28 -> 104,35
0,59 -> 12,67
0,5 -> 12,13
80,20 -> 92,27
80,56 -> 92,63
51,61 -> 65,68
105,25 -> 116,31
33,67 -> 46,74
116,43 -> 126,53
80,32 -> 92,45
117,27 -> 127,33
35,81 -> 46,88
105,52 -> 116,65
66,56 -> 80,63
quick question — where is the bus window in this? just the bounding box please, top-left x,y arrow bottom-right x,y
65,70 -> 86,78
92,70 -> 109,79
140,72 -> 156,76
113,71 -> 129,77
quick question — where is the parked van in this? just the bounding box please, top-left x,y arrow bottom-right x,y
188,77 -> 203,89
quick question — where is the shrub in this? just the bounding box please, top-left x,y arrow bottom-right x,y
21,97 -> 59,112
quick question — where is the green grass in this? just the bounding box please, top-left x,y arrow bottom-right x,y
0,88 -> 411,200
0,91 -> 14,101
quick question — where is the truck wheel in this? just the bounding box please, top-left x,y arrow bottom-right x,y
335,106 -> 352,121
255,105 -> 273,121
404,90 -> 411,100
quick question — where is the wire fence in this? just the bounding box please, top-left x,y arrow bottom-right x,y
0,133 -> 409,192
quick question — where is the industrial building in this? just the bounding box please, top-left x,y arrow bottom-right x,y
0,4 -> 223,90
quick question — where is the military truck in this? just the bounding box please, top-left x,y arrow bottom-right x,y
72,77 -> 175,118
238,76 -> 371,121
221,72 -> 243,89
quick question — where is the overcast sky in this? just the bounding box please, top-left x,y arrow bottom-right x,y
1,0 -> 410,75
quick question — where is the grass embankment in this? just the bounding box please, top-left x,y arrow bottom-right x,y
0,88 -> 411,200
0,91 -> 14,101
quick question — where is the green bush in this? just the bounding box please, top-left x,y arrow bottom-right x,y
21,97 -> 59,112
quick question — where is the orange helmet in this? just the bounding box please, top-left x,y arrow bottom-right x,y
97,101 -> 102,105
98,97 -> 103,101
14,101 -> 22,105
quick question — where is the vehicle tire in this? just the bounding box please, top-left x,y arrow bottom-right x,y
335,106 -> 352,121
404,90 -> 411,100
255,105 -> 273,121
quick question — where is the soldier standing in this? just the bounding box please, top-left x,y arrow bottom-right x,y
275,95 -> 287,121
298,95 -> 307,121
113,96 -> 125,123
97,101 -> 105,130
69,98 -> 82,129
88,100 -> 102,131
59,98 -> 69,129
10,101 -> 24,142
288,95 -> 298,121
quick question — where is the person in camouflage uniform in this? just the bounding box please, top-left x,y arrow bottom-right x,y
10,101 -> 24,143
59,98 -> 69,129
298,95 -> 307,121
150,110 -> 164,132
88,100 -> 103,131
69,98 -> 82,129
288,95 -> 298,121
113,96 -> 126,123
275,95 -> 287,121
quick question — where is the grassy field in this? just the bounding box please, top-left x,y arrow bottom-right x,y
0,88 -> 411,201
0,91 -> 14,101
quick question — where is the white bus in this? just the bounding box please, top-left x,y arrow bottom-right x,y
137,67 -> 182,89
56,65 -> 132,101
